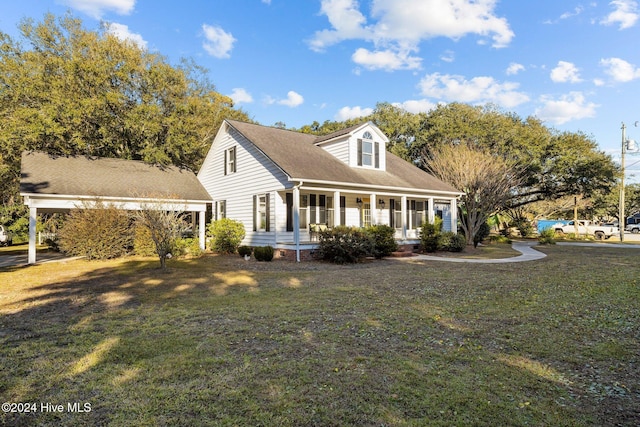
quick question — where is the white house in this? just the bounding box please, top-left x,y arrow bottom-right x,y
197,120 -> 462,261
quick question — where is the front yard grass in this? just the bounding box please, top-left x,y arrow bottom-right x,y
1,245 -> 639,426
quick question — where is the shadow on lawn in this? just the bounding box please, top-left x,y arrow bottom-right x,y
1,250 -> 639,426
0,254 -> 283,424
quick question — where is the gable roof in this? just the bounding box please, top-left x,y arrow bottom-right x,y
20,151 -> 211,201
312,122 -> 365,144
225,120 -> 460,194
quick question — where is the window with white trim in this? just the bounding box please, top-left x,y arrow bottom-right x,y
215,200 -> 226,220
224,146 -> 236,175
253,193 -> 270,232
357,132 -> 379,168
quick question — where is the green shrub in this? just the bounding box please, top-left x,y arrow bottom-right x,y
253,245 -> 274,261
489,235 -> 512,244
513,218 -> 534,238
420,217 -> 442,253
238,245 -> 253,257
134,225 -> 157,256
473,222 -> 491,247
538,228 -> 556,245
207,218 -> 245,254
439,231 -> 466,252
365,224 -> 398,259
317,226 -> 374,264
172,238 -> 203,257
58,200 -> 133,260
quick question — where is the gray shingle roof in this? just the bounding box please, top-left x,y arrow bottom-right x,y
20,151 -> 212,201
226,120 -> 460,194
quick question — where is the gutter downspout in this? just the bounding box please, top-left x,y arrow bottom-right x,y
293,181 -> 303,262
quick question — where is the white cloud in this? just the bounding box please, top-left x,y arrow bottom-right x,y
201,24 -> 236,59
369,0 -> 514,48
440,50 -> 455,63
506,62 -> 525,75
601,0 -> 639,29
352,47 -> 421,71
228,88 -> 253,104
535,92 -> 598,125
392,99 -> 438,114
308,0 -> 370,52
550,61 -> 582,83
560,6 -> 585,20
267,91 -> 304,108
60,0 -> 135,19
600,57 -> 640,82
418,72 -> 529,108
335,106 -> 374,121
104,22 -> 147,49
309,0 -> 514,71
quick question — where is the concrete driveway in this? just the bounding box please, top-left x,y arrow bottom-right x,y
0,250 -> 74,269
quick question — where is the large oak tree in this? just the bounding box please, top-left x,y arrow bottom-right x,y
0,13 -> 249,205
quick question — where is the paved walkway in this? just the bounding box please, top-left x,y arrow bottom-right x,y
406,240 -> 640,264
407,240 -> 546,264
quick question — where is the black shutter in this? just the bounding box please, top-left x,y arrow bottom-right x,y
265,193 -> 270,232
253,195 -> 257,231
224,150 -> 227,175
374,142 -> 380,168
286,193 -> 293,232
340,196 -> 346,226
389,199 -> 395,228
231,147 -> 236,173
357,139 -> 363,166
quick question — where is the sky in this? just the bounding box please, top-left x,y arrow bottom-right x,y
2,0 -> 640,180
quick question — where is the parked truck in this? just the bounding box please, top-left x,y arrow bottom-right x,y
626,214 -> 640,233
552,220 -> 618,240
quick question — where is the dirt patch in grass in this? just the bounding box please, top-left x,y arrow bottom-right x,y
1,247 -> 639,426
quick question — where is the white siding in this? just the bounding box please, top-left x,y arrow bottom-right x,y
198,126 -> 290,246
434,202 -> 453,232
319,139 -> 350,164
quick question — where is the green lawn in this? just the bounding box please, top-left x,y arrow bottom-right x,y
1,245 -> 638,426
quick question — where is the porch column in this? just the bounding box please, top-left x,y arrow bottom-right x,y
401,195 -> 407,240
370,193 -> 377,225
428,197 -> 435,224
28,206 -> 37,264
293,185 -> 301,262
450,198 -> 458,233
333,191 -> 340,227
198,210 -> 206,250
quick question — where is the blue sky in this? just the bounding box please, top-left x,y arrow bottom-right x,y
2,0 -> 640,179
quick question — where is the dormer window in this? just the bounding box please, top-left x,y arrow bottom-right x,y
358,132 -> 379,168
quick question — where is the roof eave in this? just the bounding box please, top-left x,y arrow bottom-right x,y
287,177 -> 463,197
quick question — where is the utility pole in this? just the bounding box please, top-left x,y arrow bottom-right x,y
620,122 -> 627,242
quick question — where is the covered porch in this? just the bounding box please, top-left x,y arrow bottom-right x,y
274,184 -> 459,260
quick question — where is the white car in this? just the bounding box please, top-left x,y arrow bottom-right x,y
0,225 -> 12,246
